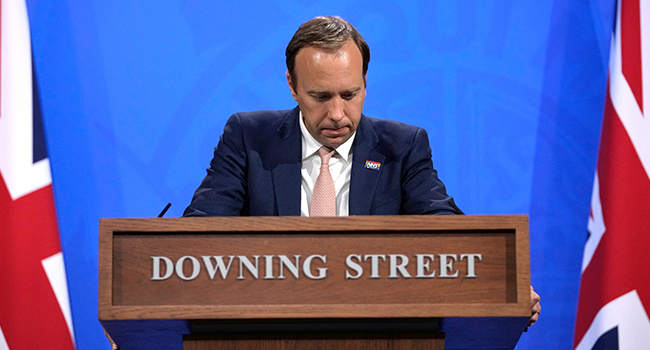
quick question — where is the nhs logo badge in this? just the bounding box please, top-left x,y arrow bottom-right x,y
364,160 -> 381,170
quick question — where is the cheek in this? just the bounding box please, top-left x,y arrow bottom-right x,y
346,101 -> 364,119
304,114 -> 325,132
303,106 -> 326,124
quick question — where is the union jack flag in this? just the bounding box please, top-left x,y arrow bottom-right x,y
574,0 -> 650,349
0,0 -> 75,348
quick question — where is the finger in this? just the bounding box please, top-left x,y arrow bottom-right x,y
528,312 -> 539,327
530,285 -> 540,303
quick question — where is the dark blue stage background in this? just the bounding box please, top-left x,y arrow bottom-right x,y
25,1 -> 615,349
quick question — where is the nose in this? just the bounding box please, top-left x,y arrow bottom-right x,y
327,97 -> 345,122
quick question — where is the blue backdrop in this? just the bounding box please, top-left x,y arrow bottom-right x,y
25,1 -> 615,349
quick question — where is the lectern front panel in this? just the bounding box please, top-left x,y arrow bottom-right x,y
99,216 -> 530,320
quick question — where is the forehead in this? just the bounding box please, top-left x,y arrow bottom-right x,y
293,41 -> 364,88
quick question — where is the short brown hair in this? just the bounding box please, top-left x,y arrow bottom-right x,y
285,16 -> 370,86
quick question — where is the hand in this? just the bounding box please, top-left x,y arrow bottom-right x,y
525,285 -> 541,331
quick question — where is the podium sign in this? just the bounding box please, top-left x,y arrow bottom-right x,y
99,215 -> 531,349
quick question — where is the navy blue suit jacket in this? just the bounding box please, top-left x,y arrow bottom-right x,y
184,107 -> 461,216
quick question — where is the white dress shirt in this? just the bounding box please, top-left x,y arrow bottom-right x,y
299,112 -> 355,216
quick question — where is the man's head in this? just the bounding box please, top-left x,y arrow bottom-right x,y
286,16 -> 370,88
285,16 -> 370,149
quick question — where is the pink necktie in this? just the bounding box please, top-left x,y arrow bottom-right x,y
311,146 -> 336,216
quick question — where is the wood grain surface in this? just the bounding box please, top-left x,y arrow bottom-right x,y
183,332 -> 445,350
99,215 -> 530,321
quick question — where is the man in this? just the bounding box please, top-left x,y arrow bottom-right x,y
184,16 -> 461,217
184,16 -> 539,327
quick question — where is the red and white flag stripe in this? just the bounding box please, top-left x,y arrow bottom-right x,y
0,0 -> 75,348
575,0 -> 650,349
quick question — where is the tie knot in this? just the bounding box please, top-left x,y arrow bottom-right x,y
318,146 -> 335,166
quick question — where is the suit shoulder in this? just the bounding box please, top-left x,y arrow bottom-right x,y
230,109 -> 295,128
358,116 -> 431,161
222,108 -> 299,150
363,116 -> 422,135
362,116 -> 424,144
224,108 -> 298,140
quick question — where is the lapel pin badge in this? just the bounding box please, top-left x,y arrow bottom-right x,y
364,160 -> 381,170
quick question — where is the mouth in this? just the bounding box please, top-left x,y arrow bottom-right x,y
323,126 -> 348,136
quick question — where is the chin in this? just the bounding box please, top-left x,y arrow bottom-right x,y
319,141 -> 339,149
324,134 -> 350,147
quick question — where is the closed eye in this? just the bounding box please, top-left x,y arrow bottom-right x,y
341,92 -> 357,100
341,87 -> 361,100
310,92 -> 332,102
307,87 -> 362,102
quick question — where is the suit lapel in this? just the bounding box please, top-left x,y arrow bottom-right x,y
349,116 -> 385,216
270,108 -> 302,216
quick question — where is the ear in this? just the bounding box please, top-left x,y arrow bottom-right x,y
286,71 -> 298,101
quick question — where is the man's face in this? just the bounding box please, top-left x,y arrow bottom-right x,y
286,39 -> 366,149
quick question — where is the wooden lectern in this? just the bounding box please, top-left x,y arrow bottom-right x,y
99,215 -> 531,349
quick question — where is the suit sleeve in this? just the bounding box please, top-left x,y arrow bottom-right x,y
401,128 -> 463,215
183,114 -> 248,216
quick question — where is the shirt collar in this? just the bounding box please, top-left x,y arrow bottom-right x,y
299,110 -> 355,162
